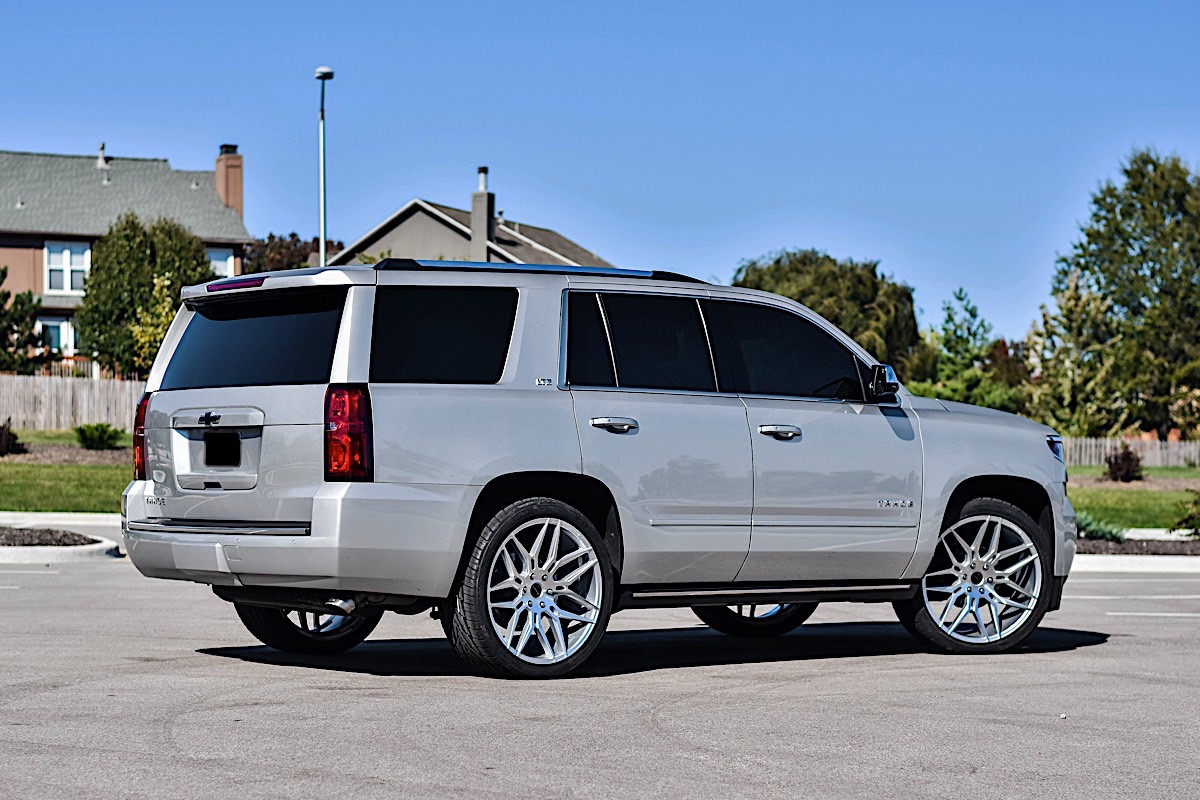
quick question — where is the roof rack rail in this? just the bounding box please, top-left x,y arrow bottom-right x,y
372,258 -> 708,284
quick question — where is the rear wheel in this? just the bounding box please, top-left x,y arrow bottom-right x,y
893,497 -> 1051,653
443,497 -> 614,678
234,604 -> 383,655
692,603 -> 818,637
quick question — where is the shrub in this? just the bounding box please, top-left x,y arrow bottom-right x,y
1172,490 -> 1200,539
0,417 -> 27,456
75,423 -> 126,451
1104,444 -> 1143,482
1075,510 -> 1125,542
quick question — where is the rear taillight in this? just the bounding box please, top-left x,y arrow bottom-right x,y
133,392 -> 150,480
324,384 -> 372,481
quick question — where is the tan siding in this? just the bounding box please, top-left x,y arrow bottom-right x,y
0,244 -> 42,295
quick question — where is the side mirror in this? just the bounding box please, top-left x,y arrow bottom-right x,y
868,364 -> 900,403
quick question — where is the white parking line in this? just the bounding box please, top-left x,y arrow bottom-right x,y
1106,612 -> 1200,618
1068,595 -> 1200,600
0,586 -> 17,590
0,570 -> 59,575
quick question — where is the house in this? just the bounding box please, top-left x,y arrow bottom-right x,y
330,167 -> 615,269
0,144 -> 251,356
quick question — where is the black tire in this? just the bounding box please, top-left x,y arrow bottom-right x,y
443,497 -> 614,678
234,603 -> 383,655
893,497 -> 1053,654
692,603 -> 818,637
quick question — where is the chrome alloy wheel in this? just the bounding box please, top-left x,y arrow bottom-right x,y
922,515 -> 1043,644
487,516 -> 603,664
728,604 -> 791,619
283,609 -> 360,638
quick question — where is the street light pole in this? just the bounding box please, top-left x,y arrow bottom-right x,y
315,66 -> 334,268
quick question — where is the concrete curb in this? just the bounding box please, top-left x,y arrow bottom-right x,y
1073,554 -> 1200,573
0,535 -> 122,563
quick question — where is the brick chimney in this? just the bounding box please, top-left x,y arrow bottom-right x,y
215,144 -> 244,217
470,166 -> 495,262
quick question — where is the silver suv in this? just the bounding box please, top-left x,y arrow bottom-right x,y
122,259 -> 1076,677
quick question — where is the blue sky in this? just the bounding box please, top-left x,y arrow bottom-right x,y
3,1 -> 1198,338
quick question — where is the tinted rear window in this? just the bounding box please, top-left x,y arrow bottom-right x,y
371,286 -> 518,383
566,292 -> 616,387
161,288 -> 347,390
601,293 -> 716,392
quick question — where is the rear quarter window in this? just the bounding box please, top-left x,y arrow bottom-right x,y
160,288 -> 347,390
370,286 -> 519,384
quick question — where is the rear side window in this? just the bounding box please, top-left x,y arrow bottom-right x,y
371,286 -> 518,383
705,299 -> 865,401
601,293 -> 716,392
161,288 -> 347,390
566,292 -> 616,387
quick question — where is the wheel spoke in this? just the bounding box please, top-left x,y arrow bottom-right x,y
1002,553 -> 1038,575
555,588 -> 598,612
971,516 -> 990,554
534,619 -> 555,659
528,520 -> 550,570
514,612 -> 535,655
551,607 -> 594,624
556,556 -> 599,586
550,547 -> 588,574
544,522 -> 562,572
548,613 -> 568,656
946,602 -> 971,634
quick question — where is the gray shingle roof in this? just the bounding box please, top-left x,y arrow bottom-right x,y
0,150 -> 250,242
423,202 -> 615,269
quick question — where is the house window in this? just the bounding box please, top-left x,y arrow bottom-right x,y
206,247 -> 235,278
45,242 -> 90,294
38,316 -> 76,356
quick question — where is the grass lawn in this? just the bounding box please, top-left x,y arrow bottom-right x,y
15,428 -> 133,448
1069,465 -> 1200,480
0,463 -> 127,513
1067,486 -> 1192,529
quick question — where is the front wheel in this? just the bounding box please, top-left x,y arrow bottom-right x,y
893,497 -> 1052,653
443,497 -> 614,678
692,603 -> 818,637
235,604 -> 384,655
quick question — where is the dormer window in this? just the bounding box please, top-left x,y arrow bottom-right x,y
45,241 -> 90,294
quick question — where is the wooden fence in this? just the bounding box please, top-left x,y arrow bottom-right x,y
1063,437 -> 1200,468
0,374 -> 145,430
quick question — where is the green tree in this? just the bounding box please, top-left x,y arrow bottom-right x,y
243,233 -> 344,273
130,274 -> 178,374
732,248 -> 929,377
75,213 -> 153,376
76,213 -> 214,377
1057,148 -> 1200,439
0,266 -> 51,374
1027,269 -> 1130,436
906,288 -> 1026,414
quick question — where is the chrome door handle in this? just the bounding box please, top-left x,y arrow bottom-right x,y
590,417 -> 639,433
758,424 -> 801,441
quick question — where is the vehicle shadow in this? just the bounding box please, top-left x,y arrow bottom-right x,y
198,621 -> 1109,679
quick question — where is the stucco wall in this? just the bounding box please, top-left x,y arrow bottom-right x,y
0,243 -> 41,295
356,211 -> 471,262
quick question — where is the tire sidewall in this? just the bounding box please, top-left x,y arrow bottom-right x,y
693,603 -> 818,637
451,497 -> 615,677
904,498 -> 1054,654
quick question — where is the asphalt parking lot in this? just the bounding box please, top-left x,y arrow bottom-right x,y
1,560 -> 1197,799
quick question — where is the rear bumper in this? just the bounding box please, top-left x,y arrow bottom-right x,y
121,480 -> 478,598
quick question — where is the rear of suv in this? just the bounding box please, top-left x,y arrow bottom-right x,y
123,259 -> 1076,677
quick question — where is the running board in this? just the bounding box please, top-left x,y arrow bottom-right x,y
619,581 -> 917,609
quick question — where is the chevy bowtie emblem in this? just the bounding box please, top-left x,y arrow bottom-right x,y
199,411 -> 222,427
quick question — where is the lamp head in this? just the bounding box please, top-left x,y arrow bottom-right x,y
315,66 -> 334,81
